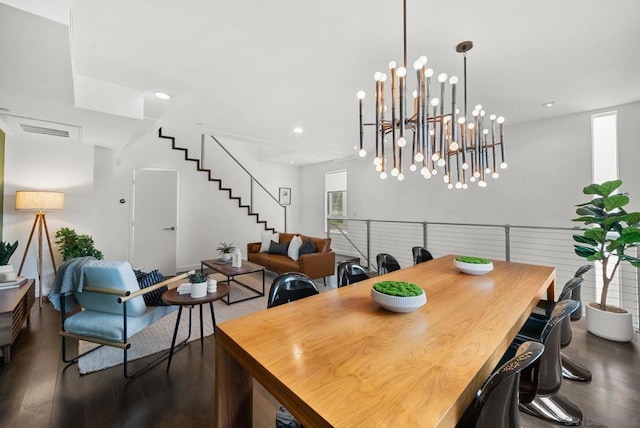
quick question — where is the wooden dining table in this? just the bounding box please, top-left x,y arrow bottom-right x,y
214,254 -> 556,427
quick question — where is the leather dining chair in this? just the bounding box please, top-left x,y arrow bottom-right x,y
571,264 -> 592,321
412,246 -> 434,265
267,272 -> 319,309
376,253 -> 401,275
457,341 -> 545,428
507,300 -> 583,426
336,261 -> 369,287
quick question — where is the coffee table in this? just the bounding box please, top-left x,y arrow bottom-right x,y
162,283 -> 230,371
200,259 -> 265,305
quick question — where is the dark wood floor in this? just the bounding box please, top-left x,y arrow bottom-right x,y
1,300 -> 639,427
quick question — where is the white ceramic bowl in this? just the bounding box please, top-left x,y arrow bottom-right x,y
454,259 -> 494,275
371,288 -> 427,313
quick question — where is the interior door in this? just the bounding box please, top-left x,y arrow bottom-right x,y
132,169 -> 178,275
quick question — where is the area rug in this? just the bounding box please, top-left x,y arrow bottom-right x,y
77,272 -> 273,374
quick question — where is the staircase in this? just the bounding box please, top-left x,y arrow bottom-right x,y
158,127 -> 285,233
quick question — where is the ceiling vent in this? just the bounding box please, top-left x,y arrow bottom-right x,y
0,114 -> 82,142
20,124 -> 70,138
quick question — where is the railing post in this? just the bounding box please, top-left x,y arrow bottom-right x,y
505,225 -> 511,262
366,219 -> 371,271
422,222 -> 428,249
200,134 -> 205,168
250,178 -> 254,213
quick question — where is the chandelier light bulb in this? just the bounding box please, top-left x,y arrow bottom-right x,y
432,153 -> 439,161
483,129 -> 489,135
374,156 -> 381,166
449,142 -> 459,151
470,176 -> 476,182
449,76 -> 458,85
388,61 -> 397,69
492,172 -> 499,179
397,173 -> 405,181
413,59 -> 423,70
462,183 -> 469,189
374,72 -> 382,81
380,171 -> 388,180
462,162 -> 469,170
375,164 -> 382,172
419,55 -> 428,65
458,117 -> 466,124
431,97 -> 440,107
425,68 -> 434,77
397,67 -> 407,77
448,183 -> 454,189
357,90 -> 366,99
398,136 -> 407,147
479,180 -> 487,188
409,164 -> 417,172
432,169 -> 438,175
429,129 -> 435,136
474,104 -> 482,111
490,114 -> 497,120
500,162 -> 508,169
380,73 -> 388,82
473,171 -> 481,178
437,158 -> 446,167
485,167 -> 491,173
359,149 -> 367,157
391,167 -> 399,177
497,116 -> 505,124
415,152 -> 424,162
412,90 -> 418,98
420,166 -> 430,176
472,110 -> 480,117
468,123 -> 475,130
438,73 -> 448,83
480,110 -> 486,117
455,182 -> 463,189
443,175 -> 450,183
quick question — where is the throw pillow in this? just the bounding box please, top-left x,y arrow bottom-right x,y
268,240 -> 290,256
299,238 -> 317,255
260,231 -> 280,253
135,269 -> 168,306
287,235 -> 303,261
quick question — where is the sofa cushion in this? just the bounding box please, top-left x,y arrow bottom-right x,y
287,235 -> 303,261
248,252 -> 272,269
135,269 -> 168,306
269,240 -> 290,255
299,238 -> 317,255
260,231 -> 279,252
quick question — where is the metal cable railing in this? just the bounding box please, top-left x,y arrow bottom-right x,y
328,217 -> 639,330
161,126 -> 285,232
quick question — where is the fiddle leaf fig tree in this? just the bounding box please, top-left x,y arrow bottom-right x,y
572,180 -> 640,312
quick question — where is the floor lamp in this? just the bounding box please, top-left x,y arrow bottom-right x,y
16,191 -> 64,308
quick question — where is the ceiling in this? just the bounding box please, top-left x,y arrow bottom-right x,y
1,0 -> 639,165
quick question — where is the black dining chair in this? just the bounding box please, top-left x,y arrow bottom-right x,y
457,341 -> 545,428
412,246 -> 434,265
376,253 -> 401,275
267,272 -> 319,309
571,264 -> 592,321
336,261 -> 369,287
525,277 -> 592,382
505,300 -> 583,426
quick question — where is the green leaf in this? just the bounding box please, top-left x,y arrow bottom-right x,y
574,245 -> 598,258
584,180 -> 622,196
601,212 -> 627,227
619,255 -> 640,264
586,253 -> 603,261
619,230 -> 640,244
621,212 -> 640,226
571,216 -> 600,224
572,234 -> 598,246
604,194 -> 629,211
576,206 -> 604,217
584,228 -> 606,242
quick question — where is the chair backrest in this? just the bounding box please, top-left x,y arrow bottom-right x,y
412,247 -> 434,265
376,253 -> 401,275
466,341 -> 544,428
534,299 -> 579,396
76,260 -> 147,316
267,272 -> 319,308
574,264 -> 593,278
571,264 -> 591,321
337,261 -> 369,287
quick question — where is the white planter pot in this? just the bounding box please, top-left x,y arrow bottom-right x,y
0,265 -> 17,282
221,253 -> 232,262
586,303 -> 634,342
191,282 -> 207,299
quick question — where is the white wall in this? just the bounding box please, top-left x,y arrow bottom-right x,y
299,101 -> 640,235
2,135 -> 94,295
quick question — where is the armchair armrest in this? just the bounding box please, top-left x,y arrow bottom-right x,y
299,251 -> 336,279
120,270 -> 193,303
247,242 -> 261,254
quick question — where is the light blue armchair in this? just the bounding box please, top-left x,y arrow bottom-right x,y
58,260 -> 191,377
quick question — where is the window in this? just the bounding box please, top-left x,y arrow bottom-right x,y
325,170 -> 347,233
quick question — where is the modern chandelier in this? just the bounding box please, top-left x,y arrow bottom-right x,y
356,0 -> 507,189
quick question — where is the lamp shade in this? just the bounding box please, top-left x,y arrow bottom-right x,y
15,191 -> 64,211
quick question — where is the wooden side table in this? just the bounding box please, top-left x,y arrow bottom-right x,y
0,279 -> 35,363
162,284 -> 230,371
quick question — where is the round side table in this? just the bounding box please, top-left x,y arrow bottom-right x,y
162,284 -> 230,371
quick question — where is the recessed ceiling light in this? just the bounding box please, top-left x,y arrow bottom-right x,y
293,127 -> 303,134
154,91 -> 172,100
542,101 -> 555,108
290,160 -> 294,164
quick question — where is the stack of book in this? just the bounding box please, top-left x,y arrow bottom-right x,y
0,276 -> 28,290
176,283 -> 192,295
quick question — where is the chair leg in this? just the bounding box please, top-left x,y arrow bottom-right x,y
323,277 -> 327,287
562,352 -> 592,382
519,394 -> 582,426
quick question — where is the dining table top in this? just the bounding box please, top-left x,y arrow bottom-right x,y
215,254 -> 556,427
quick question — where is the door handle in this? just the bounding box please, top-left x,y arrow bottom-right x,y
163,226 -> 176,231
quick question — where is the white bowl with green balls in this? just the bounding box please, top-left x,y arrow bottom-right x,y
371,280 -> 426,313
454,256 -> 494,275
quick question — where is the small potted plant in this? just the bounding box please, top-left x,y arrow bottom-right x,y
189,272 -> 208,298
454,256 -> 493,275
217,241 -> 235,262
572,179 -> 640,342
0,240 -> 19,282
371,280 -> 426,313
